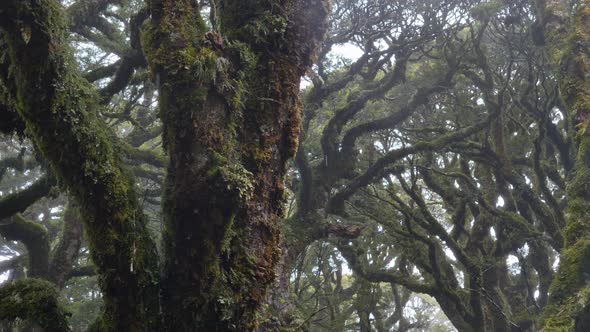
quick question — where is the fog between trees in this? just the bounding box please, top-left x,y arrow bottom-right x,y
1,0 -> 590,331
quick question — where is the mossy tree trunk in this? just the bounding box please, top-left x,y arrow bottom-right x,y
142,0 -> 329,330
0,1 -> 160,330
537,0 -> 590,330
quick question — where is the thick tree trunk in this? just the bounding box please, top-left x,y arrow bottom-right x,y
142,0 -> 330,329
537,0 -> 590,330
0,1 -> 160,330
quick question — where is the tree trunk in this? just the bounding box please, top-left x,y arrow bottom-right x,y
536,0 -> 590,330
0,1 -> 160,330
142,0 -> 330,329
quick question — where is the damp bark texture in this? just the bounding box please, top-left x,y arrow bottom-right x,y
536,0 -> 590,330
142,0 -> 330,330
0,1 -> 160,330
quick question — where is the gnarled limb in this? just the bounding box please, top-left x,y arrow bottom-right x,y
0,176 -> 55,220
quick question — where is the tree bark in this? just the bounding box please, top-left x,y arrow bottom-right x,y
0,215 -> 49,279
142,0 -> 330,329
48,201 -> 84,288
536,0 -> 590,330
0,1 -> 160,330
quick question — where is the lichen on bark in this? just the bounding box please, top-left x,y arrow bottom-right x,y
142,0 -> 329,329
0,1 -> 159,330
538,1 -> 590,330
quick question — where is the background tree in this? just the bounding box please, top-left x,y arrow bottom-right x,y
275,0 -> 578,331
0,0 -> 329,330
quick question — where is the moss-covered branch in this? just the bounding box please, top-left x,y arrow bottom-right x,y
339,65 -> 457,159
0,176 -> 55,220
320,56 -> 408,169
67,0 -> 127,56
119,141 -> 166,168
327,112 -> 496,214
0,214 -> 49,278
0,279 -> 70,332
67,265 -> 96,279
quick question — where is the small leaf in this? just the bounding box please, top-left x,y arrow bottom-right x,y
20,24 -> 32,44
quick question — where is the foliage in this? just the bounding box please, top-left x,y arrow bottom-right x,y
0,0 -> 590,331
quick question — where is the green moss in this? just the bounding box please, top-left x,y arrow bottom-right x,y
470,1 -> 503,21
3,1 -> 161,329
144,2 -> 263,328
544,283 -> 590,331
218,162 -> 255,202
542,5 -> 590,329
544,136 -> 590,328
141,1 -> 209,83
0,278 -> 71,331
143,0 -> 308,328
216,1 -> 271,40
550,239 -> 590,297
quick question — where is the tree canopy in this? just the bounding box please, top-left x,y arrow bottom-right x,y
2,0 -> 590,331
